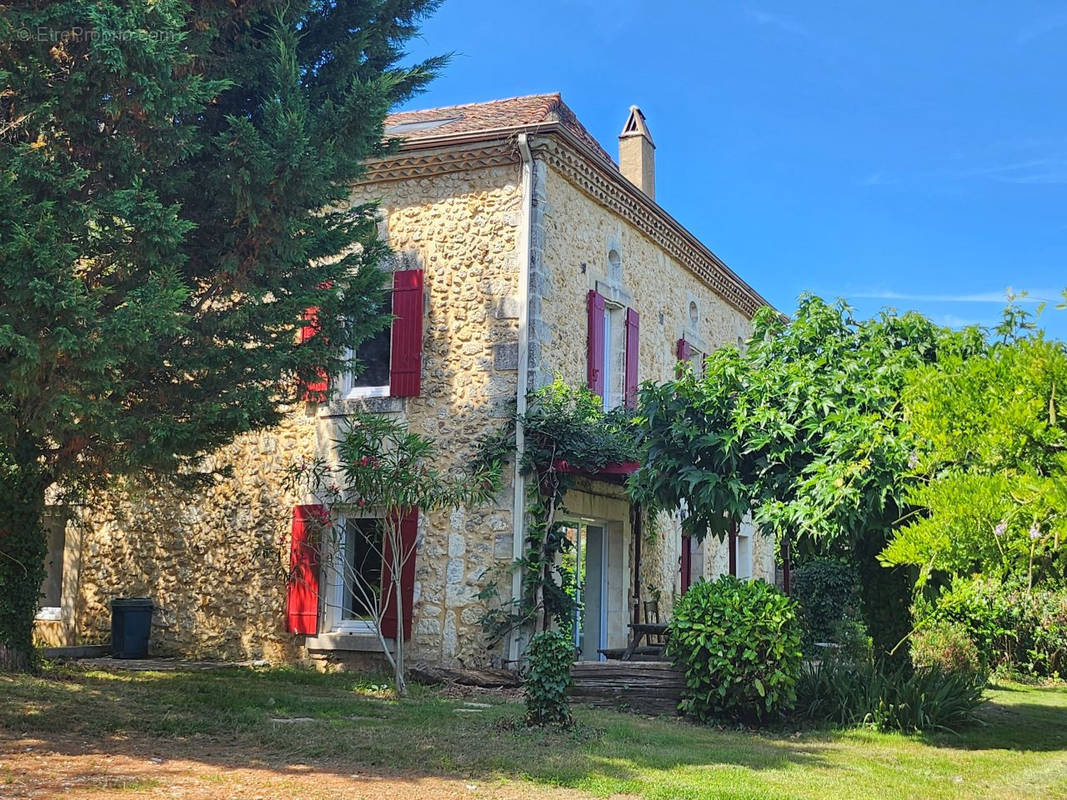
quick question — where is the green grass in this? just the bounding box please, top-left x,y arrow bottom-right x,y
2,664 -> 1065,799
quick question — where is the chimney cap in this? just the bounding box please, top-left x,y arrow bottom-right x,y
619,105 -> 654,147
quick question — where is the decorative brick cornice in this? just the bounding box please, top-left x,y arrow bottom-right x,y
529,136 -> 768,319
357,127 -> 772,319
360,140 -> 517,184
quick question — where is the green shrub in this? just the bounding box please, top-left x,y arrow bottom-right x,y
667,575 -> 802,722
796,657 -> 986,733
911,621 -> 981,674
918,576 -> 1067,677
1021,589 -> 1067,678
792,558 -> 867,655
524,631 -> 573,727
917,575 -> 1015,668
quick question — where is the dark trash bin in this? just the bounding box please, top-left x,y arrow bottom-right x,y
110,597 -> 153,659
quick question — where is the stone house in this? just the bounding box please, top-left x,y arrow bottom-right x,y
35,94 -> 776,668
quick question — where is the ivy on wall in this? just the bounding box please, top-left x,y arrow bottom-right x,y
473,379 -> 643,646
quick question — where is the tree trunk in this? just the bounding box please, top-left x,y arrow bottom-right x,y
388,517 -> 408,697
0,439 -> 49,673
394,565 -> 407,697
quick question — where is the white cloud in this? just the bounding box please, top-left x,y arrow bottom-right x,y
1017,12 -> 1067,44
931,313 -> 993,329
745,8 -> 809,38
848,289 -> 1061,304
861,172 -> 888,186
951,159 -> 1067,185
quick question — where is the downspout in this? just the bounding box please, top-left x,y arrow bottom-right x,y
508,133 -> 534,666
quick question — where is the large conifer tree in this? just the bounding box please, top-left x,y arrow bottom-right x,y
0,0 -> 442,669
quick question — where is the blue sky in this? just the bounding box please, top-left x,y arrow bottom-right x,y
398,1 -> 1067,339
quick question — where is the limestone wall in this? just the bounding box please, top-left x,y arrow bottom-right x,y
67,161 -> 525,666
345,162 -> 524,665
55,142 -> 777,667
71,412 -> 318,661
535,159 -> 774,615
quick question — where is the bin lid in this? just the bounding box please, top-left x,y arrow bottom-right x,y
111,597 -> 153,608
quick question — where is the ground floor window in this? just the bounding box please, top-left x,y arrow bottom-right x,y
36,514 -> 66,620
327,516 -> 384,632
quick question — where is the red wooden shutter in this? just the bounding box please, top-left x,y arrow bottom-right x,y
676,337 -> 692,363
680,535 -> 692,595
298,307 -> 330,402
286,505 -> 322,635
389,269 -> 424,397
624,307 -> 640,407
587,290 -> 606,397
380,508 -> 418,640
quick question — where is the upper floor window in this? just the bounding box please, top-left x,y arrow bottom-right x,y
345,295 -> 392,397
676,338 -> 706,377
588,290 -> 640,410
335,269 -> 424,400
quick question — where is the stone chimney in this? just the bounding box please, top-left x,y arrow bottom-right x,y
618,105 -> 655,199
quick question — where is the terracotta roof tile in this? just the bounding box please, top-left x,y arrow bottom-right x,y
385,93 -> 617,168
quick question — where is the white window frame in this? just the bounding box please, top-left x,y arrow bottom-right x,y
602,309 -> 613,410
35,513 -> 66,622
736,514 -> 756,580
342,377 -> 390,400
340,330 -> 391,399
323,513 -> 384,635
341,283 -> 393,400
601,302 -> 627,411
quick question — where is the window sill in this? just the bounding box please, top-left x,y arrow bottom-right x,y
318,395 -> 404,418
346,386 -> 390,399
304,632 -> 395,653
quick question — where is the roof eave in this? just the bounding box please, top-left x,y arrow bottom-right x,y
368,124 -> 777,318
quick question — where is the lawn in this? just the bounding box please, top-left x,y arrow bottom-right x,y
1,663 -> 1065,799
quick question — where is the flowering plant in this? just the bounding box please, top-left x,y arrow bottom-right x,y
288,411 -> 501,695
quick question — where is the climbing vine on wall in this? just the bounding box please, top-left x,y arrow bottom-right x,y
473,378 -> 644,647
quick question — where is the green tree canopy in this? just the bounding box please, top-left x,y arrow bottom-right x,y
633,295 -> 984,653
635,295 -> 978,551
881,335 -> 1067,588
0,0 -> 442,669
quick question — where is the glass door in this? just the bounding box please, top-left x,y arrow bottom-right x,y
563,521 -> 608,661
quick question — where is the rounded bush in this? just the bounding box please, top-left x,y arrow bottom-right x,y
668,575 -> 803,722
791,557 -> 867,655
911,621 -> 981,674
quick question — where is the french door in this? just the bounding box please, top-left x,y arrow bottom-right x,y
563,521 -> 608,661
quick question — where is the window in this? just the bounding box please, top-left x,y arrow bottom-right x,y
36,514 -> 65,621
676,338 -> 706,377
602,306 -> 614,409
321,516 -> 385,633
385,116 -> 460,135
348,295 -> 392,396
588,290 -> 638,410
337,268 -> 424,399
339,518 -> 384,625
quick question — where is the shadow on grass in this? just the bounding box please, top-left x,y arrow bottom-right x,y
0,662 -> 831,791
919,687 -> 1067,752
